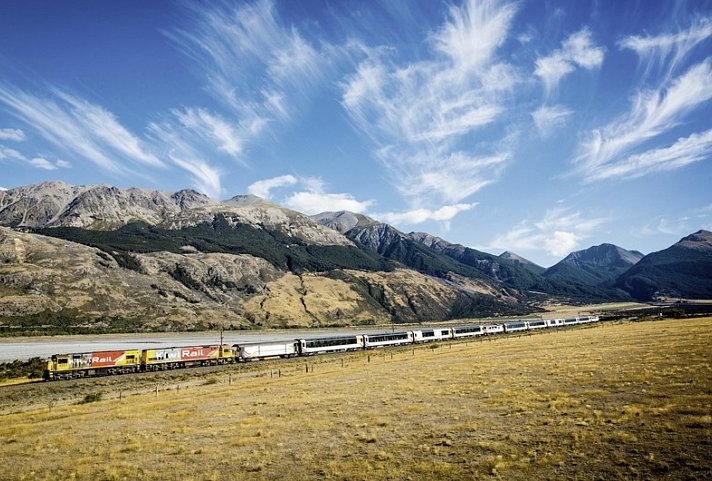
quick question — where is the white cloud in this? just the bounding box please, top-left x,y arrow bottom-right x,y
535,28 -> 604,94
0,187 -> 6,191
545,231 -> 579,257
247,174 -> 298,199
619,17 -> 712,76
341,0 -> 520,206
173,107 -> 251,161
1,144 -> 68,170
531,105 -> 573,137
383,149 -> 509,204
29,157 -> 57,170
0,85 -> 163,175
275,176 -> 374,215
373,203 -> 477,226
148,121 -> 223,198
0,128 -> 25,141
491,207 -> 608,258
574,59 -> 712,182
0,145 -> 25,161
585,128 -> 712,181
284,191 -> 373,215
433,0 -> 518,73
55,91 -> 163,168
168,152 -> 223,200
170,0 -> 327,127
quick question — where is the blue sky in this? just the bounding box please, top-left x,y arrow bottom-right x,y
1,0 -> 711,267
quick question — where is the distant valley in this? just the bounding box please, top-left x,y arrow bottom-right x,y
1,181 -> 710,334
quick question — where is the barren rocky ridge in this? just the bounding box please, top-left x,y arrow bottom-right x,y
1,182 -> 710,333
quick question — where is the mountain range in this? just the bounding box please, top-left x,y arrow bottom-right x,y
1,181 -> 710,333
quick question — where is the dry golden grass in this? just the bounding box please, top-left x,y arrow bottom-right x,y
1,318 -> 711,480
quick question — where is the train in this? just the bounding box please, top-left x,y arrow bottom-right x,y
43,315 -> 599,380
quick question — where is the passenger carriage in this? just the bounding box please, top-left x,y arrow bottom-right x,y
297,335 -> 364,355
547,318 -> 564,328
363,331 -> 414,349
451,325 -> 485,338
503,321 -> 528,333
483,324 -> 505,335
412,328 -> 452,343
526,319 -> 548,330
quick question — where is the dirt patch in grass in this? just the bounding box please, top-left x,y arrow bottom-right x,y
1,318 -> 711,480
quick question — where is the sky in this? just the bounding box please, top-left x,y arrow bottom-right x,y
1,0 -> 711,267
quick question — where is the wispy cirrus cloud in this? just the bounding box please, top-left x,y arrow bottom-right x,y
640,203 -> 712,238
249,173 -> 476,228
154,0 -> 334,194
585,128 -> 712,182
573,58 -> 712,182
491,207 -> 608,258
342,0 -> 520,216
0,144 -> 70,171
535,28 -> 605,95
173,107 -> 250,161
169,0 -> 327,129
0,85 -> 163,174
531,105 -> 573,137
0,128 -> 25,141
619,16 -> 712,78
147,121 -> 223,199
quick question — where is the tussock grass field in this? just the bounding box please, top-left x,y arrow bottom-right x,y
1,318 -> 711,480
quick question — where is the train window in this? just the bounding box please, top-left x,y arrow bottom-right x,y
58,358 -> 68,364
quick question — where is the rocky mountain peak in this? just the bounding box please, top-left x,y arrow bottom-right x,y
224,194 -> 270,207
0,181 -> 355,247
171,189 -> 213,210
544,242 -> 644,287
676,229 -> 712,252
563,243 -> 644,267
408,232 -> 453,250
311,211 -> 377,234
499,251 -> 546,275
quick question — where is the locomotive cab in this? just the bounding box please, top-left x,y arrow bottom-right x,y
43,354 -> 70,380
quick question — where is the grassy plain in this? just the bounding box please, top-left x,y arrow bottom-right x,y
1,318 -> 711,480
